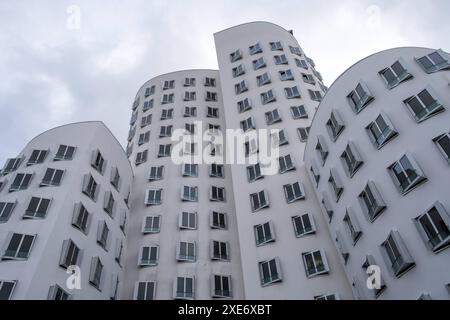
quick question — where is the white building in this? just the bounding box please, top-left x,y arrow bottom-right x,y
0,121 -> 133,299
303,47 -> 450,299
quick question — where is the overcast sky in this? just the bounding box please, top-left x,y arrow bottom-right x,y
0,0 -> 449,165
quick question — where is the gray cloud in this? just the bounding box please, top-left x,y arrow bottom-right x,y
0,0 -> 449,165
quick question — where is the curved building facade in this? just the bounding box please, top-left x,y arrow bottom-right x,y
0,122 -> 133,299
303,47 -> 450,299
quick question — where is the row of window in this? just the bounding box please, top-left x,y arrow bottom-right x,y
143,77 -> 217,96
144,185 -> 227,205
148,163 -> 225,180
133,91 -> 219,112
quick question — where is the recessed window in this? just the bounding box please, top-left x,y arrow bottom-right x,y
132,97 -> 140,110
310,163 -> 320,186
2,233 -> 36,260
414,201 -> 450,253
230,49 -> 242,63
103,191 -> 115,217
292,214 -> 316,237
184,91 -> 196,102
0,201 -> 16,223
335,231 -> 350,263
388,154 -> 427,194
326,110 -> 345,141
24,197 -> 51,219
308,89 -> 323,102
184,77 -> 196,87
144,85 -> 155,97
54,145 -> 76,161
183,142 -> 196,155
27,150 -> 48,166
139,246 -> 159,267
295,58 -> 308,69
347,82 -> 374,113
250,190 -> 269,212
366,113 -> 398,149
1,157 -> 23,175
240,117 -> 256,132
206,91 -> 218,102
247,163 -> 263,183
211,240 -> 229,261
283,182 -> 305,203
134,282 -> 156,300
9,173 -> 33,192
433,132 -> 450,163
253,57 -> 266,70
177,242 -> 196,262
265,109 -> 282,125
315,136 -> 329,165
161,93 -> 174,104
143,215 -> 161,234
72,203 -> 90,234
249,42 -> 263,55
416,49 -> 450,73
182,163 -> 198,177
272,130 -> 288,147
232,64 -> 245,78
149,166 -> 164,181
0,280 -> 17,300
157,144 -> 171,158
210,164 -> 224,178
235,80 -> 248,95
89,256 -> 104,290
302,73 -> 315,85
328,169 -> 343,201
48,284 -> 71,300
274,54 -> 288,65
212,275 -> 232,298
163,80 -> 175,90
184,106 -> 197,117
143,99 -> 153,112
261,89 -> 276,105
179,211 -> 197,230
257,72 -> 271,87
259,258 -> 282,286
254,222 -> 275,246
322,193 -> 334,222
404,88 -> 445,122
341,142 -> 364,177
244,139 -> 259,157
278,154 -> 295,174
161,108 -> 174,120
181,186 -> 198,202
211,211 -> 227,230
210,186 -> 225,202
381,230 -> 415,277
302,250 -> 329,278
174,277 -> 195,300
138,131 -> 150,145
130,110 -> 138,126
128,126 -> 136,142
145,188 -> 163,205
379,60 -> 412,89
358,181 -> 386,222
237,98 -> 252,113
135,150 -> 148,165
97,221 -> 109,250
291,105 -> 308,119
41,168 -> 64,187
159,125 -> 173,138
279,69 -> 294,81
207,107 -> 219,118
289,46 -> 302,56
343,208 -> 363,244
284,86 -> 301,99
82,174 -> 99,201
205,77 -> 216,87
297,127 -> 310,142
59,239 -> 81,269
110,167 -> 120,190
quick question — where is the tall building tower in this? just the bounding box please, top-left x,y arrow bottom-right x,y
213,22 -> 352,299
303,47 -> 450,299
0,122 -> 133,299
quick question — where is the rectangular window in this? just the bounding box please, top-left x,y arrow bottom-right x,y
433,132 -> 450,162
212,275 -> 232,298
205,77 -> 216,87
358,181 -> 386,222
256,72 -> 271,86
89,256 -> 103,290
161,93 -> 174,104
328,169 -> 344,201
145,85 -> 155,97
0,202 -> 16,223
261,89 -> 276,105
210,186 -> 225,202
315,294 -> 338,301
259,258 -> 282,286
310,163 -> 320,186
232,64 -> 245,78
47,285 -> 71,300
283,182 -> 305,203
184,91 -> 196,101
316,136 -> 329,165
295,58 -> 308,69
240,117 -> 255,132
249,42 -> 263,55
343,208 -> 363,244
82,174 -> 99,201
302,250 -> 329,278
292,214 -> 316,237
205,91 -> 218,102
182,163 -> 198,177
59,239 -> 81,269
381,230 -> 415,277
416,49 -> 450,73
254,222 -> 275,246
379,60 -> 412,89
341,142 -> 364,177
157,144 -> 171,158
210,164 -> 224,178
211,211 -> 227,230
244,139 -> 258,157
234,80 -> 248,95
9,173 -> 33,192
278,154 -> 295,174
135,150 -> 148,165
181,186 -> 198,202
177,242 -> 196,262
145,189 -> 163,205
184,77 -> 195,87
302,73 -> 315,85
148,166 -> 164,181
279,69 -> 294,81
130,110 -> 138,125
308,89 -> 323,102
174,277 -> 194,300
211,241 -> 229,261
2,233 -> 36,260
134,282 -> 156,300
143,215 -> 161,234
404,88 -> 444,122
139,246 -> 159,266
253,57 -> 266,70
289,45 -> 302,56
24,197 -> 51,219
274,54 -> 288,65
265,109 -> 282,125
97,221 -> 109,250
184,106 -> 197,117
414,201 -> 450,252
335,231 -> 350,263
250,190 -> 269,212
366,113 -> 398,149
27,150 -> 48,166
138,131 -> 150,145
290,105 -> 307,119
285,86 -> 301,99
143,99 -> 153,112
207,107 -> 219,118
185,123 -> 195,135
54,145 -> 76,161
0,280 -> 17,300
110,167 -> 120,190
161,108 -> 174,120
179,212 -> 197,230
326,110 -> 345,141
230,49 -> 242,62
270,41 -> 283,51
237,98 -> 252,114
103,191 -> 115,217
163,80 -> 175,90
347,82 -> 374,113
297,127 -> 310,142
72,203 -> 91,234
388,154 -> 427,194
159,125 -> 173,138
40,168 -> 64,187
141,114 -> 152,127
247,163 -> 263,183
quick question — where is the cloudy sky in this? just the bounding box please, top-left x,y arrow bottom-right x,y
0,0 -> 449,165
